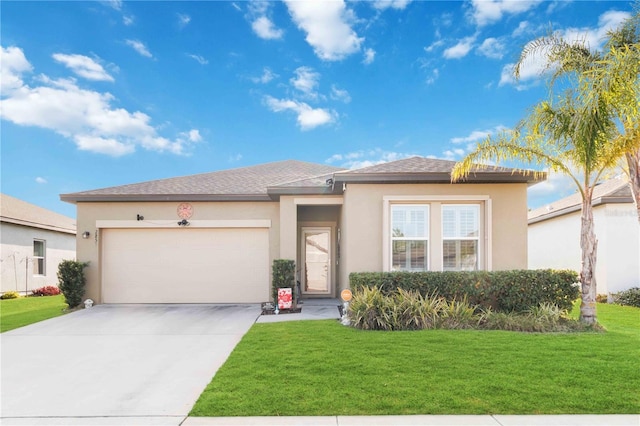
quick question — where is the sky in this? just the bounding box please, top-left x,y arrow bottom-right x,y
1,0 -> 634,218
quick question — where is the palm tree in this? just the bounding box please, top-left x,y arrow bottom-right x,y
515,9 -> 640,222
451,88 -> 628,324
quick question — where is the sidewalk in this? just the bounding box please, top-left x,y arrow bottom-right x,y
184,414 -> 639,426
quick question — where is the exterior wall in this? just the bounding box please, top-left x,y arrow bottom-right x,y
528,203 -> 639,295
1,222 -> 76,293
76,201 -> 279,303
339,183 -> 529,292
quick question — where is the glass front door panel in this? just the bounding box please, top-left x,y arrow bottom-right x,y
303,230 -> 330,293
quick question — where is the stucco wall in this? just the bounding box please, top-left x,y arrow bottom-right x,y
528,203 -> 639,295
75,201 -> 279,303
1,222 -> 76,293
339,183 -> 529,292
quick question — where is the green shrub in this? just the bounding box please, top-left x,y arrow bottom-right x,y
348,288 -> 589,333
612,287 -> 640,308
272,259 -> 296,303
57,260 -> 89,308
1,291 -> 20,300
349,269 -> 579,313
596,294 -> 609,303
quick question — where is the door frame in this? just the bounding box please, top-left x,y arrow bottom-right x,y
300,226 -> 332,296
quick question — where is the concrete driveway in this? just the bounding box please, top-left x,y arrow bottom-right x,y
1,304 -> 260,424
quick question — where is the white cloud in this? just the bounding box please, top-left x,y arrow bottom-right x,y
102,0 -> 122,11
0,46 -> 200,156
468,0 -> 543,27
290,66 -> 320,98
125,39 -> 153,58
52,53 -> 114,82
229,153 -> 243,162
450,125 -> 508,144
424,39 -> 444,53
330,85 -> 351,103
1,46 -> 33,94
187,54 -> 208,65
252,16 -> 284,40
426,68 -> 439,85
252,67 -> 277,84
372,0 -> 412,10
326,148 -> 415,169
248,0 -> 284,40
561,10 -> 630,50
35,177 -> 47,184
182,129 -> 202,143
443,36 -> 475,59
527,170 -> 576,208
123,15 -> 134,26
363,48 -> 376,65
284,0 -> 363,61
177,13 -> 191,28
477,37 -> 505,59
442,148 -> 466,160
264,96 -> 336,130
500,10 -> 630,88
512,21 -> 530,37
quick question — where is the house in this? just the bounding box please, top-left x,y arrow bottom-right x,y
60,157 -> 542,304
528,176 -> 639,296
1,193 -> 76,294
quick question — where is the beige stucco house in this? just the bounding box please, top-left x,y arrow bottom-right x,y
528,176 -> 639,296
1,193 -> 76,294
61,157 -> 542,304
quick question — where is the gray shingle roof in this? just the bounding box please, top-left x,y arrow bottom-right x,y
334,156 -> 542,184
1,194 -> 76,234
61,156 -> 545,203
61,160 -> 346,202
528,177 -> 633,223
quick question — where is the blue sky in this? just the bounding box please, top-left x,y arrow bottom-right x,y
1,0 -> 634,218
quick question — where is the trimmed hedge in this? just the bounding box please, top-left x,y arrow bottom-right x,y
349,269 -> 579,313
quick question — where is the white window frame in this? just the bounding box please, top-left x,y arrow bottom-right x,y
390,204 -> 430,271
382,196 -> 492,272
442,204 -> 481,271
33,239 -> 46,276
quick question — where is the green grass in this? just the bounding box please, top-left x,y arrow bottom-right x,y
191,303 -> 640,416
0,295 -> 68,332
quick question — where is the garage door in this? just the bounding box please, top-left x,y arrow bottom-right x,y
102,228 -> 269,303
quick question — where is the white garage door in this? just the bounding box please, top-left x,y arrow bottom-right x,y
102,228 -> 269,303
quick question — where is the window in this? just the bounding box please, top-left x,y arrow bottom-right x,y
33,239 -> 45,276
391,205 -> 429,271
442,205 -> 480,271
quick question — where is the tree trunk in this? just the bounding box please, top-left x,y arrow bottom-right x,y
579,188 -> 598,324
626,148 -> 640,224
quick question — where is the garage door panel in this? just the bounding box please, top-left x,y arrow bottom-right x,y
102,228 -> 269,303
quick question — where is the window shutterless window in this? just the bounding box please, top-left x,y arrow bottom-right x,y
442,205 -> 480,271
390,205 -> 429,271
33,239 -> 45,276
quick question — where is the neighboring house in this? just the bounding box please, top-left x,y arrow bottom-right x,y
528,177 -> 639,296
60,157 -> 542,304
1,194 -> 76,294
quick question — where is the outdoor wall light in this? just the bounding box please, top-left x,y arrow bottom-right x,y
82,231 -> 91,239
177,219 -> 190,226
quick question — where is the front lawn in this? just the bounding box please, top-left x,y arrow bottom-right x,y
0,295 -> 68,332
191,303 -> 640,416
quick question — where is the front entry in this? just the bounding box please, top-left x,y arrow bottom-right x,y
301,227 -> 331,295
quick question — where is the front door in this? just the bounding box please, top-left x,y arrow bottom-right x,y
301,227 -> 331,295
